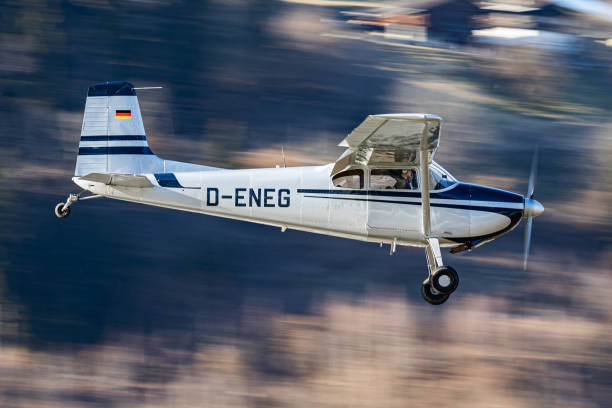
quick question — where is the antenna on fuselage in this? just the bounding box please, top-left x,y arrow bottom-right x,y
133,86 -> 163,90
281,146 -> 287,168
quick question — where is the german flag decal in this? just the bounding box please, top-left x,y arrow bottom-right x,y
116,110 -> 131,119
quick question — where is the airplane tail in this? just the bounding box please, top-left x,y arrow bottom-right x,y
75,81 -> 213,177
75,81 -> 156,176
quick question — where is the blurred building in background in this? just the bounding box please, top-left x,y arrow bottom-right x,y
335,0 -> 612,55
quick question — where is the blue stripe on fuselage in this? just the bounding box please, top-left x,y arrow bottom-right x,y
154,173 -> 182,188
461,183 -> 523,203
298,183 -> 523,203
80,135 -> 147,141
78,146 -> 154,155
298,189 -> 419,197
153,173 -> 200,189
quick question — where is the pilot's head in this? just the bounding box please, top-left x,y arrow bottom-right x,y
401,169 -> 412,180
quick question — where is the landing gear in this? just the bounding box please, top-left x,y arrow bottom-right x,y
54,191 -> 102,219
430,266 -> 459,295
421,238 -> 459,305
54,202 -> 70,218
421,279 -> 449,305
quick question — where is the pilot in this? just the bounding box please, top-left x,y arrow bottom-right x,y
394,169 -> 416,190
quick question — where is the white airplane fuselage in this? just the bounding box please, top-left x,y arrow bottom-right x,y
73,163 -> 525,249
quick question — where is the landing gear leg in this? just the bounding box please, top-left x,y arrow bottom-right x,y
421,238 -> 459,305
54,191 -> 102,219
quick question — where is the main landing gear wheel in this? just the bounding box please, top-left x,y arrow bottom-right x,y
421,279 -> 449,305
430,266 -> 459,295
422,239 -> 461,305
54,202 -> 70,218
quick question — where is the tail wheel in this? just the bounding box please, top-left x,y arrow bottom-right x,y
421,280 -> 449,305
55,202 -> 70,218
430,266 -> 459,295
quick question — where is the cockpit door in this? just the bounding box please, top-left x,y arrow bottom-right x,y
366,169 -> 421,234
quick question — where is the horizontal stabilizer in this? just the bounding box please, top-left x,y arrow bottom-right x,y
80,173 -> 153,188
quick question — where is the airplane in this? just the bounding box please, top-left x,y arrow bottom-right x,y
55,81 -> 544,305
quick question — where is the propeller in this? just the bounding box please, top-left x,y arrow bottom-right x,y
522,148 -> 544,270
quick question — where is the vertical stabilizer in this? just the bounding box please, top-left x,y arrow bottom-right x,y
75,81 -> 157,176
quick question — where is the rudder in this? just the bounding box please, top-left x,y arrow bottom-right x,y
75,81 -> 158,176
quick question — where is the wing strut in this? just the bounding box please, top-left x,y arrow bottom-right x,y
419,137 -> 431,238
420,129 -> 443,276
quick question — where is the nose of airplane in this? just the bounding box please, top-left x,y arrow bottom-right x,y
523,197 -> 544,218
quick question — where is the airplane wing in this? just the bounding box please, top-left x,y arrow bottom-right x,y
80,173 -> 154,188
332,113 -> 441,176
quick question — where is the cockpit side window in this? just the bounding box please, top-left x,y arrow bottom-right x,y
332,169 -> 364,189
371,169 -> 418,190
429,166 -> 456,191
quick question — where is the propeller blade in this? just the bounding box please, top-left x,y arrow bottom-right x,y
523,217 -> 533,271
527,147 -> 538,198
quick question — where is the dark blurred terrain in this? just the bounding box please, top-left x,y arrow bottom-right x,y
0,0 -> 611,407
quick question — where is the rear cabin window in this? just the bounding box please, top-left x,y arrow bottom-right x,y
370,169 -> 418,190
332,169 -> 364,189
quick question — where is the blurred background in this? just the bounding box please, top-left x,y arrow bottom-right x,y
0,0 -> 611,406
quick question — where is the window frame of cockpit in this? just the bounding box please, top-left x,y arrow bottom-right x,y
331,167 -> 366,190
428,162 -> 458,192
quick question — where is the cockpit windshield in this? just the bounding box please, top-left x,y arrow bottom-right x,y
429,163 -> 457,190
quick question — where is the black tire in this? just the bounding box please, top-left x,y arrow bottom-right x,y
430,266 -> 459,295
421,280 -> 449,305
55,202 -> 70,218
